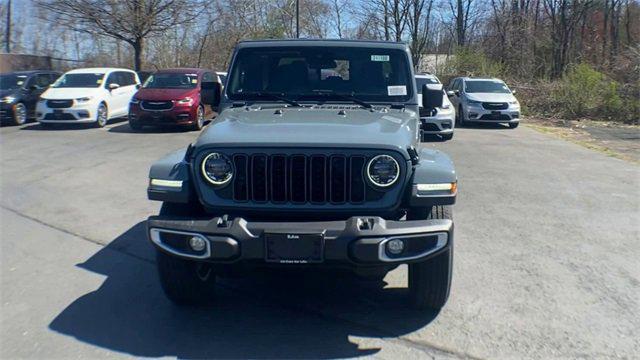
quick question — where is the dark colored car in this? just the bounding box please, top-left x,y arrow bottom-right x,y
1,70 -> 61,125
146,40 -> 457,310
128,68 -> 217,131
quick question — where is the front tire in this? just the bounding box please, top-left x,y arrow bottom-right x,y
407,205 -> 453,310
190,105 -> 205,131
129,119 -> 143,131
155,202 -> 216,305
94,103 -> 108,128
12,102 -> 28,125
441,133 -> 453,141
455,106 -> 465,128
509,122 -> 519,129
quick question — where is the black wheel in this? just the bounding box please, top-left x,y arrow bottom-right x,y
455,106 -> 465,128
441,133 -> 454,141
12,102 -> 28,125
191,105 -> 205,131
407,205 -> 453,310
509,122 -> 519,129
94,103 -> 108,128
129,120 -> 143,131
155,202 -> 216,305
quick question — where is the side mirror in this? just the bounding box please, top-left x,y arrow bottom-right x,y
454,90 -> 460,97
108,83 -> 120,90
446,90 -> 455,97
135,84 -> 141,90
421,84 -> 443,111
511,89 -> 517,95
201,82 -> 221,107
29,85 -> 39,91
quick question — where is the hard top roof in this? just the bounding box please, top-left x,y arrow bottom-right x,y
236,38 -> 408,50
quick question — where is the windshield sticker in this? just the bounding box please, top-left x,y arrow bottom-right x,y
96,79 -> 103,84
191,79 -> 198,84
16,81 -> 24,86
371,55 -> 389,62
387,85 -> 407,96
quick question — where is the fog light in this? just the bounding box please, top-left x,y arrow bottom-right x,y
189,236 -> 206,252
386,239 -> 404,255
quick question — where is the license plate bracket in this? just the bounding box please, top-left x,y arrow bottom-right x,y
265,232 -> 324,263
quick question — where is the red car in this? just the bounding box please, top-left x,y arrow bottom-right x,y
128,68 -> 218,131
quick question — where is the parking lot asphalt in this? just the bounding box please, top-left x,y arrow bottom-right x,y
1,119 -> 639,359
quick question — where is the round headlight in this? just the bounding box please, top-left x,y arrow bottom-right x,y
367,154 -> 400,187
201,152 -> 233,186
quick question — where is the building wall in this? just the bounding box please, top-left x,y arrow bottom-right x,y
0,53 -> 53,72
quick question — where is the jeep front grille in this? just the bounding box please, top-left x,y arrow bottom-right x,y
231,154 -> 367,204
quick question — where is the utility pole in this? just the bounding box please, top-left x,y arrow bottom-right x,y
5,0 -> 11,53
296,0 -> 300,38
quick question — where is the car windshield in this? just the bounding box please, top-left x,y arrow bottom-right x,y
415,77 -> 440,93
0,74 -> 29,90
465,80 -> 511,93
52,73 -> 104,88
227,46 -> 413,104
143,73 -> 198,89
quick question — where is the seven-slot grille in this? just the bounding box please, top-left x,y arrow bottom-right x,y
141,100 -> 173,111
46,99 -> 73,108
482,102 -> 508,110
231,154 -> 369,204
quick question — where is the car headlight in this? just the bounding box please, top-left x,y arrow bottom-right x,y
467,100 -> 482,105
1,96 -> 16,103
75,97 -> 93,103
201,153 -> 233,186
367,154 -> 400,188
177,97 -> 193,105
130,98 -> 140,105
509,100 -> 520,106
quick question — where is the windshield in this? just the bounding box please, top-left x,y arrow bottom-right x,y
0,74 -> 29,90
143,73 -> 198,89
52,73 -> 104,88
465,80 -> 511,94
227,46 -> 413,103
415,77 -> 440,93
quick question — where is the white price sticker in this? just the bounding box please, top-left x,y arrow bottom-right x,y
387,85 -> 407,96
371,55 -> 390,62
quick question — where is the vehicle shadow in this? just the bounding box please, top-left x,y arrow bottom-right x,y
20,117 -> 128,131
461,123 -> 511,130
108,119 -> 213,134
49,222 -> 439,358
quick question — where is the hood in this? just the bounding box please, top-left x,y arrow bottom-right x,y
0,88 -> 19,98
134,88 -> 197,101
41,87 -> 103,100
466,93 -> 516,103
195,106 -> 417,157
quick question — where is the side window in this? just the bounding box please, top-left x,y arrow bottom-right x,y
105,72 -> 118,87
202,72 -> 215,83
35,74 -> 51,87
122,72 -> 136,86
49,73 -> 61,84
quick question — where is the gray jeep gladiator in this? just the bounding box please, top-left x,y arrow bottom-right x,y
146,39 -> 457,310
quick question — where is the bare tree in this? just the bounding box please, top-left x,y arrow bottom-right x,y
407,0 -> 434,68
36,0 -> 205,70
4,0 -> 10,53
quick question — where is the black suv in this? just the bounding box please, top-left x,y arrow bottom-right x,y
146,40 -> 457,310
0,70 -> 61,125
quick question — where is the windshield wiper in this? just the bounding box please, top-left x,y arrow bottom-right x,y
310,90 -> 373,109
241,91 -> 301,107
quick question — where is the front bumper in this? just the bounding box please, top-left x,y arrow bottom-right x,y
129,106 -> 196,126
420,112 -> 454,135
147,215 -> 453,265
36,102 -> 97,123
466,105 -> 520,123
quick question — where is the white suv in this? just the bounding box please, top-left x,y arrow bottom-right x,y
37,68 -> 140,127
415,73 -> 455,141
447,77 -> 520,129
